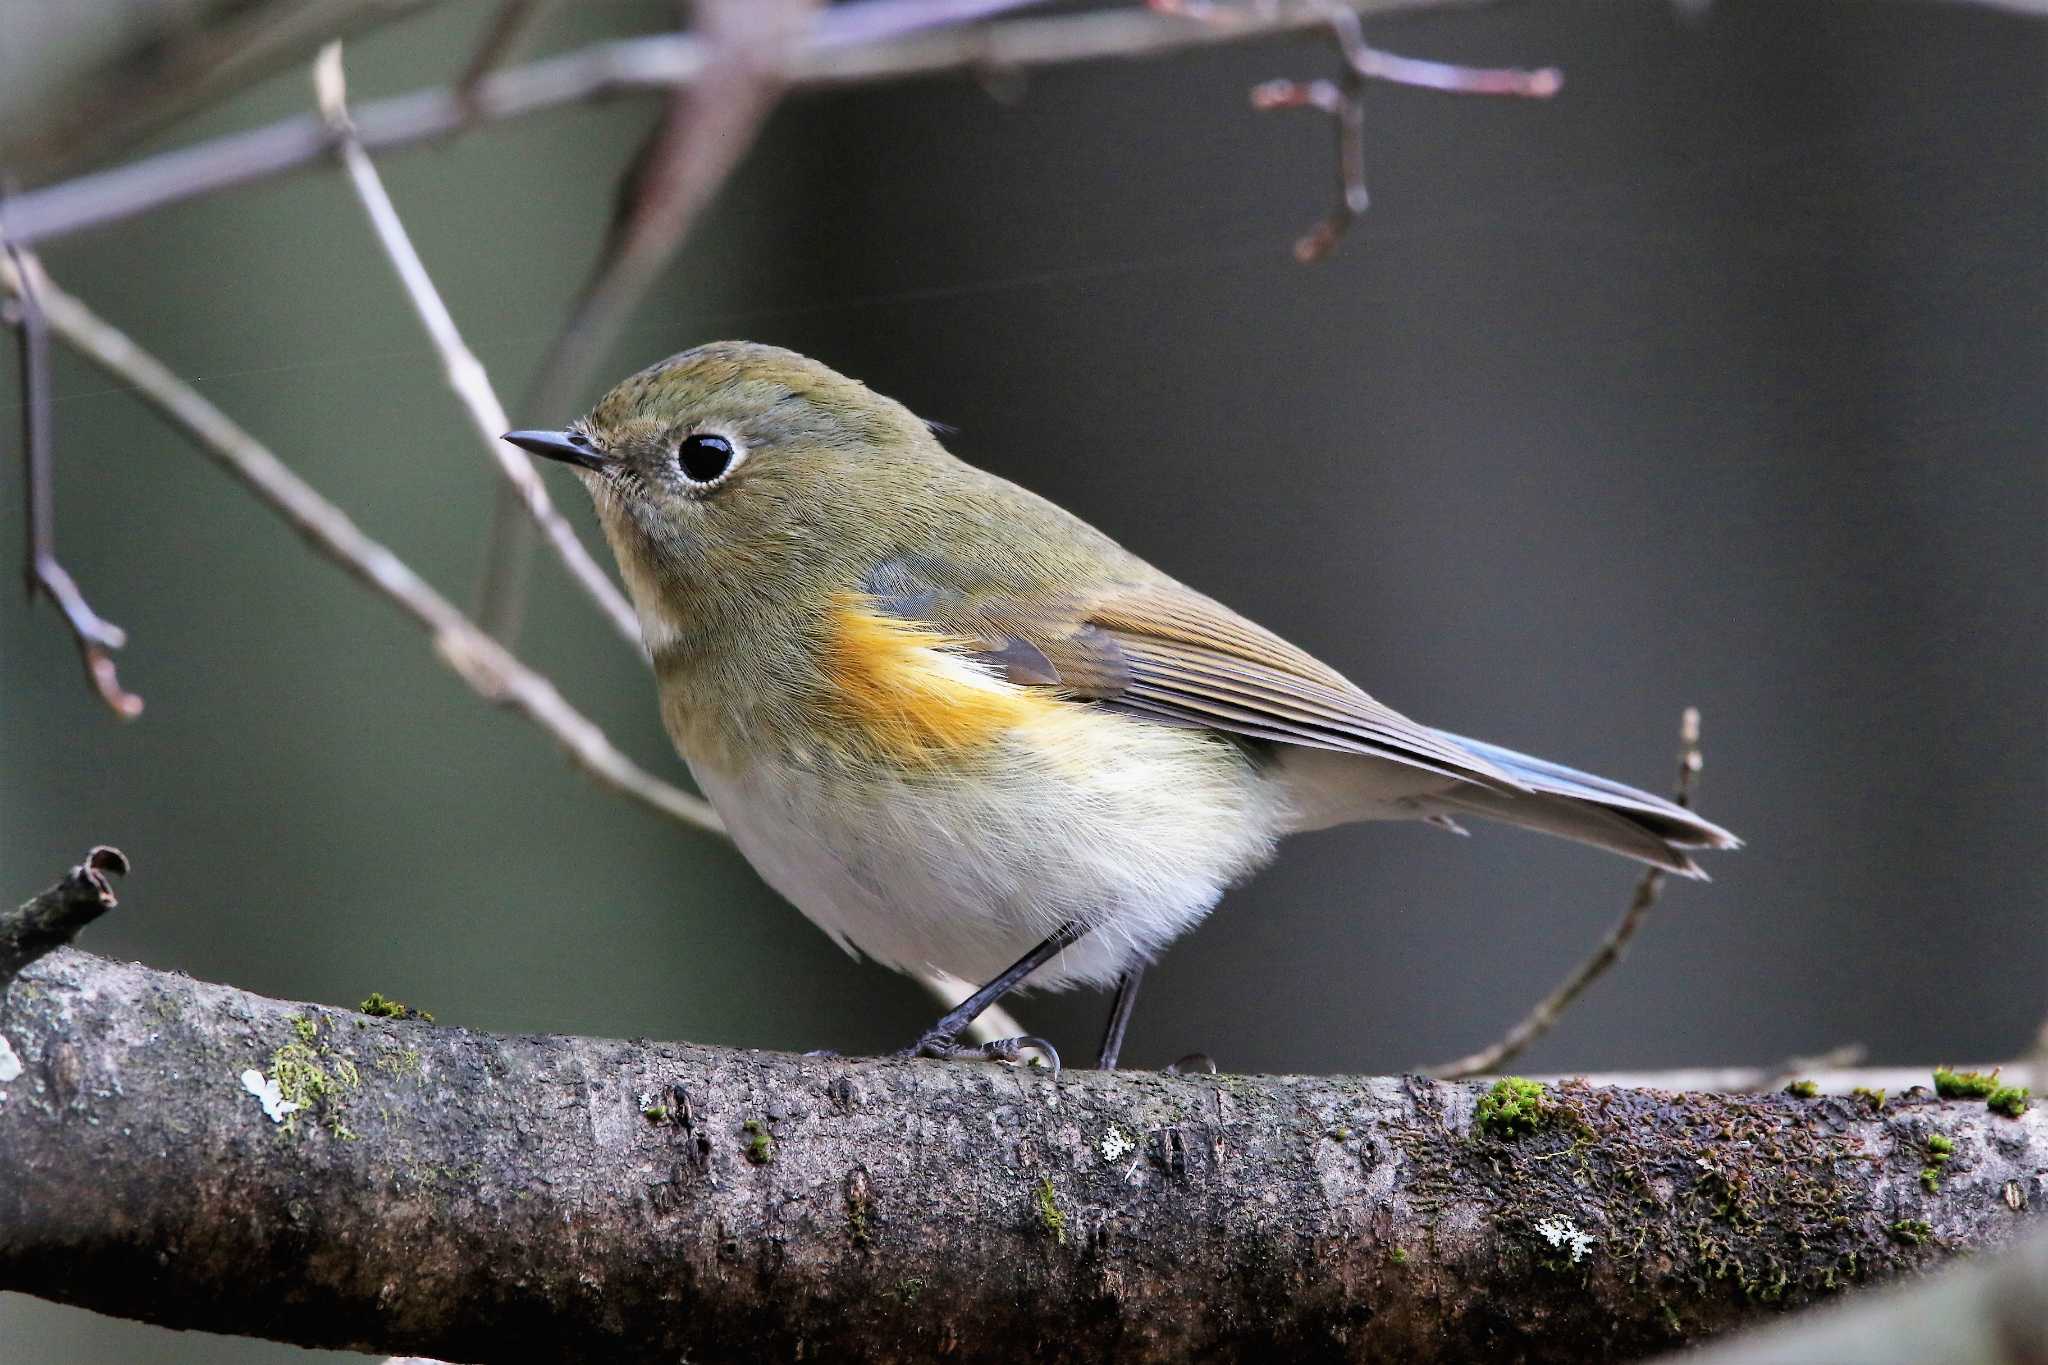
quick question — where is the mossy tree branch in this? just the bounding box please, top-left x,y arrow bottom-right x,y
0,908 -> 2041,1361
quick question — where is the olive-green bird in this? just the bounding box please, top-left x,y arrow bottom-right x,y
505,342 -> 1737,1069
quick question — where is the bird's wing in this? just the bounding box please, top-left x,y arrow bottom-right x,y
859,558 -> 1517,789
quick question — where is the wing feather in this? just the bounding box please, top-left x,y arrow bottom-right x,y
860,559 -> 1518,789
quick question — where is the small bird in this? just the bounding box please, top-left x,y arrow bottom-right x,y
505,342 -> 1737,1070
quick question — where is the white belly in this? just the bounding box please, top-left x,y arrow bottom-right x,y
688,713 -> 1289,991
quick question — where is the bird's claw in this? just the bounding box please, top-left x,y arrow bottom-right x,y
902,1031 -> 1062,1075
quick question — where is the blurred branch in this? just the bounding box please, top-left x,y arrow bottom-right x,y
4,244 -> 143,718
1656,1228 -> 2048,1365
1751,1043 -> 1870,1093
0,253 -> 721,839
313,42 -> 646,653
475,0 -> 820,642
4,937 -> 2043,1362
0,0 -> 1518,248
1425,707 -> 1703,1080
0,0 -> 440,180
1539,1057 -> 2043,1096
456,0 -> 554,101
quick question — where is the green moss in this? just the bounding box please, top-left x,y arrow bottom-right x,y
742,1118 -> 775,1165
1783,1080 -> 1819,1099
359,992 -> 433,1022
1474,1077 -> 1551,1138
1850,1086 -> 1886,1113
1034,1176 -> 1067,1246
373,1047 -> 423,1080
1888,1219 -> 1932,1247
1987,1085 -> 2032,1118
1933,1067 -> 1998,1099
267,1019 -> 361,1139
1329,1125 -> 1352,1141
1920,1132 -> 1954,1193
1389,1247 -> 1409,1265
642,1104 -> 669,1122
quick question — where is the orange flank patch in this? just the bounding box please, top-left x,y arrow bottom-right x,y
824,594 -> 1053,763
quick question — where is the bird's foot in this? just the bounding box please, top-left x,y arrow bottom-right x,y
900,1030 -> 1062,1075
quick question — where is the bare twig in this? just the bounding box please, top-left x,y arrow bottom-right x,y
1425,707 -> 1704,1079
0,0 -> 1517,249
456,0 -> 555,103
0,846 -> 126,986
311,42 -> 645,653
0,253 -> 721,840
1235,1 -> 1559,260
5,243 -> 142,718
476,0 -> 819,641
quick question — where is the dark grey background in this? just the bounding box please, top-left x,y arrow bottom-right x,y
3,2 -> 2042,1359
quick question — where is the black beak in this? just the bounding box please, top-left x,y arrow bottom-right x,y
502,428 -> 607,472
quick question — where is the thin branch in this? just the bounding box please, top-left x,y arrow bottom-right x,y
4,242 -> 142,718
7,0 -> 2040,248
1234,0 -> 1559,260
0,253 -> 721,840
476,0 -> 821,641
311,42 -> 645,653
0,0 -> 1516,249
0,846 -> 125,986
456,0 -> 555,103
1425,707 -> 1704,1079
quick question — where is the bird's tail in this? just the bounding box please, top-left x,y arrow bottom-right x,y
1427,733 -> 1741,879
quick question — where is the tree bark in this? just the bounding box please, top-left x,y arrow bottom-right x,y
0,945 -> 2041,1364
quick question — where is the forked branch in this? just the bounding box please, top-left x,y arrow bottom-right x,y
5,247 -> 142,718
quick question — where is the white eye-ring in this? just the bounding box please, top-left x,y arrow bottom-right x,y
675,431 -> 745,491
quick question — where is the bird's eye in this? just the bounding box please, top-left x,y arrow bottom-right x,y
676,432 -> 740,489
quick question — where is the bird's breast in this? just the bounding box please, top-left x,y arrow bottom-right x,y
814,594 -> 1061,766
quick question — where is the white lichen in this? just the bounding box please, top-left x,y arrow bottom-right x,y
0,1034 -> 21,1084
241,1068 -> 300,1124
1099,1125 -> 1136,1162
1535,1215 -> 1596,1263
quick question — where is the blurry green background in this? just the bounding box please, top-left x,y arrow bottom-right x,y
3,1 -> 2043,1359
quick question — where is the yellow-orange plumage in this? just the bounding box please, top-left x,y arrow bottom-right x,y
823,594 -> 1053,764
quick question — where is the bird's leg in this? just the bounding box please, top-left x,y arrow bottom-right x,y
901,920 -> 1086,1072
1095,967 -> 1145,1071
